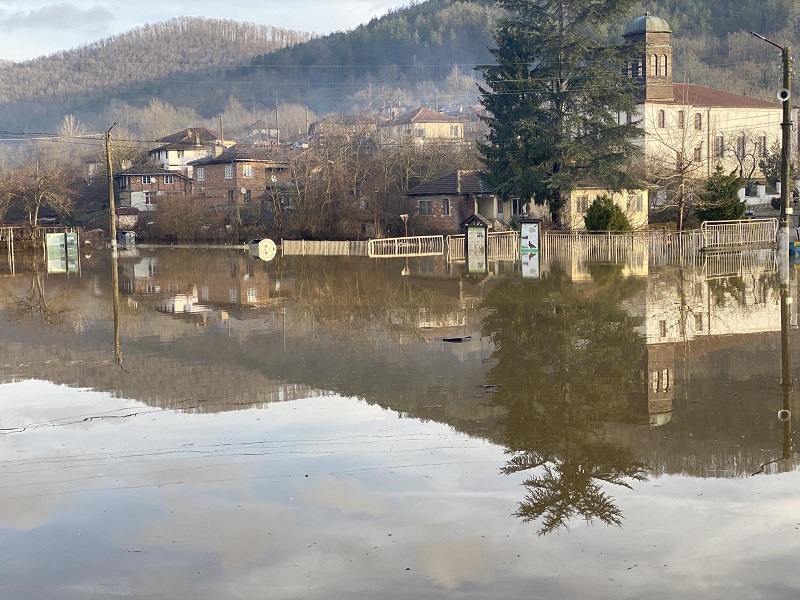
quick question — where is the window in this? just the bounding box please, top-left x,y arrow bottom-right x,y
418,199 -> 432,216
695,314 -> 703,331
659,320 -> 667,338
196,167 -> 205,181
229,288 -> 239,303
650,54 -> 658,76
677,110 -> 685,129
577,194 -> 589,213
714,135 -> 725,158
758,134 -> 768,157
224,165 -> 233,179
246,288 -> 257,302
164,174 -> 174,184
627,194 -> 643,212
737,135 -> 746,157
449,125 -> 460,137
636,58 -> 643,77
497,197 -> 504,215
657,110 -> 665,128
142,175 -> 154,185
144,192 -> 154,206
694,145 -> 702,162
201,286 -> 209,301
118,176 -> 129,190
415,127 -> 425,138
694,113 -> 702,130
243,165 -> 254,178
243,189 -> 252,203
442,198 -> 450,216
227,190 -> 235,204
661,54 -> 668,76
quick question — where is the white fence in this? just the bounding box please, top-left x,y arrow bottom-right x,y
447,231 -> 520,262
368,235 -> 444,258
282,239 -> 369,256
701,218 -> 778,250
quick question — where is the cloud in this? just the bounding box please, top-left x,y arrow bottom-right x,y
301,476 -> 388,516
0,3 -> 112,32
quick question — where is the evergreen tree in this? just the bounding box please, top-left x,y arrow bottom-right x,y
695,165 -> 745,222
477,0 -> 643,223
584,195 -> 632,231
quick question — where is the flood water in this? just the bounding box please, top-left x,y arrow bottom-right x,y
0,246 -> 798,599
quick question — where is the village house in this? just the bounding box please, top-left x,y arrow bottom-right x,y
188,144 -> 291,219
379,107 -> 465,148
308,114 -> 378,147
115,163 -> 193,212
560,185 -> 649,231
148,127 -> 228,178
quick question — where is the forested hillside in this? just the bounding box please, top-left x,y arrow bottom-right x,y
0,0 -> 796,135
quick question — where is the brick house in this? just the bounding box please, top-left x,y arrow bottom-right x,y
116,163 -> 193,212
188,144 -> 290,218
406,170 -> 496,233
148,127 -> 226,178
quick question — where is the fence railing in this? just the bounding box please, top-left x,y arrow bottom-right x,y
447,231 -> 520,262
368,235 -> 444,258
701,218 -> 778,250
703,249 -> 777,279
282,239 -> 369,256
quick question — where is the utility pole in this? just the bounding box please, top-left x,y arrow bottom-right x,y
275,100 -> 280,145
105,122 -> 117,251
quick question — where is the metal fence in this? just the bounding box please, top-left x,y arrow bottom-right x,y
701,218 -> 778,250
282,239 -> 369,256
367,235 -> 444,258
447,231 -> 520,262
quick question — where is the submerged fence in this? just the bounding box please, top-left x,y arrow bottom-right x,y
446,231 -> 520,262
282,239 -> 369,256
367,235 -> 444,258
701,218 -> 778,250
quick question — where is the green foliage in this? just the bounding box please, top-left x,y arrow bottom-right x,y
695,165 -> 745,222
477,0 -> 642,221
584,195 -> 633,232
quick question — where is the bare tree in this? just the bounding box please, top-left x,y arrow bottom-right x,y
0,161 -> 77,227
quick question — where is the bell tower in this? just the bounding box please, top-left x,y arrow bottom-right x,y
623,13 -> 674,102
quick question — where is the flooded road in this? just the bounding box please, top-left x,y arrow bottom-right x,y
0,247 -> 797,598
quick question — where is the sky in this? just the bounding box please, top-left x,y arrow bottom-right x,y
0,1 -> 411,62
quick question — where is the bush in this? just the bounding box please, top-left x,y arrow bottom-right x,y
584,195 -> 632,232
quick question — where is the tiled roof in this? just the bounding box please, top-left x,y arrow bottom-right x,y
157,127 -> 220,145
390,107 -> 463,126
660,83 -> 781,109
187,144 -> 290,166
407,170 -> 493,196
117,163 -> 189,178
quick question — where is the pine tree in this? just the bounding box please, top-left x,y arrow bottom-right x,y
477,0 -> 643,223
694,165 -> 745,222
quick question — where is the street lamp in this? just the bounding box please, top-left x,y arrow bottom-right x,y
750,31 -> 793,283
400,213 -> 409,238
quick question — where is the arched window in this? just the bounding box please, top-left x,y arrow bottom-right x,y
662,54 -> 669,76
694,113 -> 702,130
657,110 -> 666,128
650,54 -> 658,76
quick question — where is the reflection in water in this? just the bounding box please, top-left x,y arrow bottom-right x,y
481,264 -> 648,534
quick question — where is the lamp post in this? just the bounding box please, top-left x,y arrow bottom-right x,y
750,32 -> 792,284
400,213 -> 409,238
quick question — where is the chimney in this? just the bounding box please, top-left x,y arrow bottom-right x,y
195,133 -> 200,146
456,170 -> 462,195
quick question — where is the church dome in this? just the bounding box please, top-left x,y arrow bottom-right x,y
623,13 -> 672,37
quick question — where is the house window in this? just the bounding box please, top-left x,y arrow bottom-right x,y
224,165 -> 233,179
694,145 -> 702,162
142,175 -> 154,185
243,189 -> 252,203
243,165 -> 254,178
144,192 -> 154,206
627,194 -> 643,212
246,288 -> 257,302
694,113 -> 702,130
176,150 -> 184,158
227,190 -> 235,204
229,288 -> 239,302
197,167 -> 205,181
164,174 -> 174,184
577,194 -> 589,213
695,313 -> 703,331
737,135 -> 746,157
659,319 -> 667,338
650,54 -> 658,76
662,54 -> 668,76
758,134 -> 768,157
201,286 -> 209,301
497,197 -> 504,215
636,58 -> 643,77
418,199 -> 432,216
442,198 -> 451,216
118,176 -> 129,190
714,135 -> 725,158
415,127 -> 425,138
449,125 -> 460,137
677,110 -> 685,129
657,110 -> 665,128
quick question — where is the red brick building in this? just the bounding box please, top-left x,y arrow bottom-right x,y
405,170 -> 496,234
116,163 -> 193,212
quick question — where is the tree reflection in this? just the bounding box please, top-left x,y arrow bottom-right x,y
482,264 -> 648,535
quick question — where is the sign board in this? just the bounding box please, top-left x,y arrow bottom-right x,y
46,232 -> 80,274
520,219 -> 541,279
466,226 -> 487,274
248,239 -> 277,262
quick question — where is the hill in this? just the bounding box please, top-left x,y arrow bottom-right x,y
0,0 -> 796,135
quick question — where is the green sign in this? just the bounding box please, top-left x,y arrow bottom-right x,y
46,232 -> 80,274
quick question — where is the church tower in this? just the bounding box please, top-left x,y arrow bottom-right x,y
623,13 -> 674,102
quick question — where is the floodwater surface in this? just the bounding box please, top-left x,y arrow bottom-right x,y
0,247 -> 797,599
